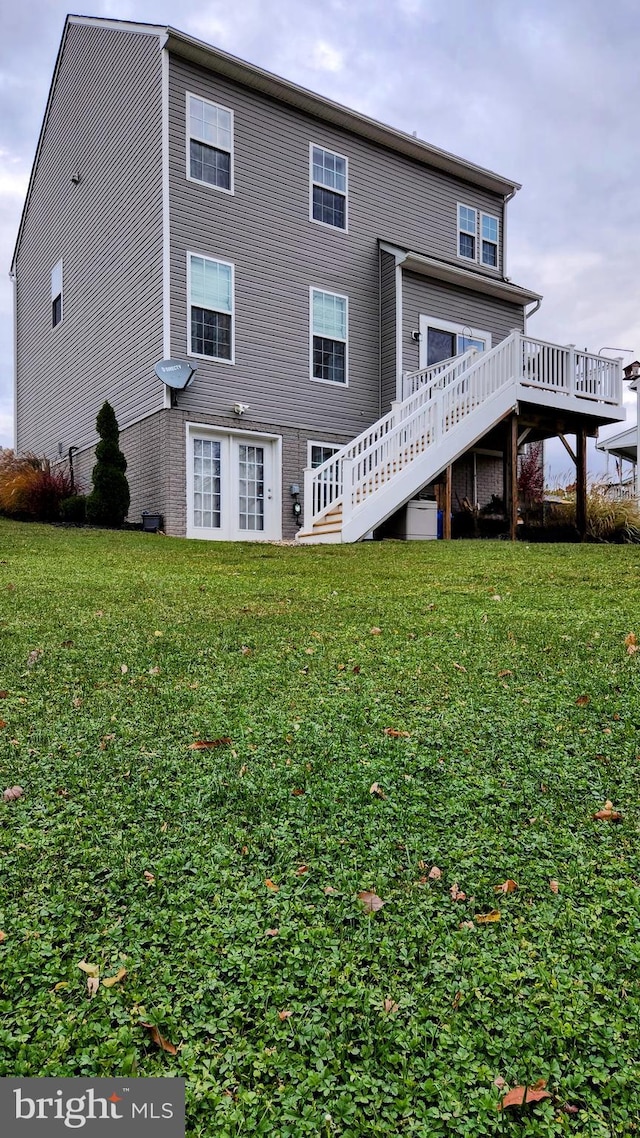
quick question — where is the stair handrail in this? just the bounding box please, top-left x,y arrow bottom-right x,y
302,347 -> 479,530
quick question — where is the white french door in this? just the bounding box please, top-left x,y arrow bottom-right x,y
187,428 -> 281,541
418,316 -> 491,368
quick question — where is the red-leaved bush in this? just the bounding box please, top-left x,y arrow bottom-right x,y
0,450 -> 74,521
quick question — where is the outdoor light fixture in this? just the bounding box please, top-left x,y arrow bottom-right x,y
411,330 -> 421,342
290,483 -> 302,523
233,402 -> 249,416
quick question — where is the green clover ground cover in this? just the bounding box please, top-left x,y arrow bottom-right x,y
0,519 -> 639,1136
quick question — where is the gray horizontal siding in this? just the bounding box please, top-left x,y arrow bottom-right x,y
15,23 -> 164,457
401,272 -> 524,373
380,249 -> 397,413
168,56 -> 510,439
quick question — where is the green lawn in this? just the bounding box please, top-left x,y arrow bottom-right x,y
1,520 -> 639,1136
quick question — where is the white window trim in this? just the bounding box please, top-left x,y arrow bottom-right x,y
309,142 -> 349,233
480,211 -> 500,269
185,423 -> 282,542
307,440 -> 341,467
309,286 -> 349,387
187,251 -> 235,365
186,91 -> 234,195
456,202 -> 500,270
51,258 -> 63,329
418,316 -> 492,370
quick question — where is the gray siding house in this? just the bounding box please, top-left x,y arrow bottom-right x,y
12,16 -> 625,542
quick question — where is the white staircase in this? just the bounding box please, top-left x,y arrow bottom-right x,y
297,331 -> 622,544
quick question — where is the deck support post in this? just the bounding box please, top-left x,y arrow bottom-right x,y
576,428 -> 587,540
506,413 -> 519,541
442,465 -> 452,540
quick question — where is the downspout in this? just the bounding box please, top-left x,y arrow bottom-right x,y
523,298 -> 542,336
502,187 -> 517,279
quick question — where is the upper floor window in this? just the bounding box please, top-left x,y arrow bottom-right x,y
457,204 -> 500,268
310,145 -> 347,230
188,253 -> 234,362
51,259 -> 62,328
187,93 -> 233,193
310,288 -> 348,385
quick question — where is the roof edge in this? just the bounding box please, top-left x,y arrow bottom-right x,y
398,248 -> 542,305
165,27 -> 521,197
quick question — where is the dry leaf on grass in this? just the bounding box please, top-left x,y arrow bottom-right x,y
0,691 -> 8,698
384,727 -> 410,738
296,864 -> 308,875
87,976 -> 99,999
498,669 -> 513,678
0,931 -> 6,943
475,909 -> 501,924
27,649 -> 43,667
494,879 -> 518,894
3,786 -> 23,802
291,788 -> 305,796
593,799 -> 622,822
278,1009 -> 292,1021
624,632 -> 639,654
188,737 -> 231,749
549,880 -> 559,894
369,627 -> 382,635
265,928 -> 279,937
369,782 -> 386,798
450,883 -> 466,901
120,664 -> 128,674
459,920 -> 475,929
323,885 -> 337,895
358,891 -> 385,913
102,967 -> 127,988
428,866 -> 442,880
265,878 -> 279,891
143,870 -> 155,883
382,998 -> 399,1013
453,662 -> 467,672
0,719 -> 6,729
140,1023 -> 178,1055
575,694 -> 590,707
498,1082 -> 552,1110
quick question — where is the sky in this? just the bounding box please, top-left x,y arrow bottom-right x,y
1,0 -> 639,483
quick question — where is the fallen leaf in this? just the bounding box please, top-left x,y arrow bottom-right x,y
149,666 -> 160,675
120,664 -> 128,674
26,649 -> 43,667
87,976 -> 99,999
358,890 -> 385,913
278,1009 -> 292,1020
241,646 -> 252,656
369,627 -> 382,635
160,821 -> 168,833
0,931 -> 5,943
102,967 -> 127,988
549,879 -> 559,894
494,879 -> 518,894
154,630 -> 163,637
323,885 -> 337,895
384,727 -> 411,738
100,733 -> 115,750
61,639 -> 74,648
498,669 -> 513,678
53,981 -> 68,991
383,998 -> 399,1013
352,665 -> 361,674
452,990 -> 463,1009
0,690 -> 7,698
265,878 -> 279,891
459,920 -> 475,929
77,960 -> 99,978
72,697 -> 83,708
450,883 -> 466,901
498,1083 -> 552,1110
55,787 -> 69,797
143,870 -> 155,883
296,864 -> 308,875
491,594 -> 502,602
494,1076 -> 506,1089
369,782 -> 386,798
575,694 -> 590,707
453,662 -> 467,672
188,737 -> 231,749
593,800 -> 622,822
265,928 -> 279,937
291,787 -> 305,796
475,910 -> 501,924
0,719 -> 6,729
3,786 -> 24,802
561,1104 -> 579,1114
140,1022 -> 178,1055
624,632 -> 638,654
428,866 -> 442,880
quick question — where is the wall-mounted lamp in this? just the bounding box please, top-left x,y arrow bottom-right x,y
290,483 -> 302,524
71,172 -> 81,185
233,402 -> 249,416
411,330 -> 421,342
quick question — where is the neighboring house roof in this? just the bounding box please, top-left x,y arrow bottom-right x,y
11,13 -> 522,272
596,426 -> 638,461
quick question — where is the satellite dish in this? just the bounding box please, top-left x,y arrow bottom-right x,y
154,359 -> 196,390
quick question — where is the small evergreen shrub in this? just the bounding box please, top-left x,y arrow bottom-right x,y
86,402 -> 130,527
60,495 -> 87,525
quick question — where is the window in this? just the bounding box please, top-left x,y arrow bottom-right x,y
481,213 -> 498,267
308,442 -> 340,468
188,254 -> 234,362
51,259 -> 62,327
187,93 -> 233,192
419,317 -> 492,368
457,204 -> 499,268
310,145 -> 347,230
310,289 -> 348,385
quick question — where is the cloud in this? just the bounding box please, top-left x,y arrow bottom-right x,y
309,40 -> 344,73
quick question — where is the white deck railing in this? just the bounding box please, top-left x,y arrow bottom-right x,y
302,332 -> 623,534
